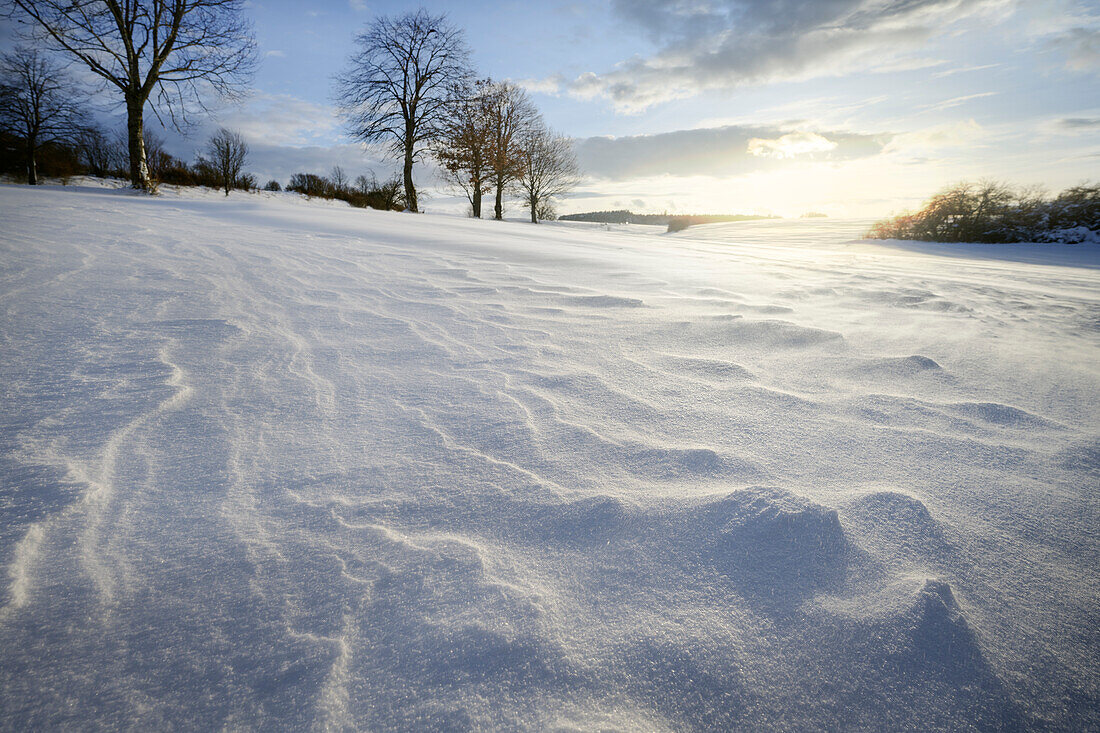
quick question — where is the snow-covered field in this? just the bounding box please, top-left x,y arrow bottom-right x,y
1,183 -> 1098,730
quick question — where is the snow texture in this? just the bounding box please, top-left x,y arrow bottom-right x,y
1,182 -> 1098,730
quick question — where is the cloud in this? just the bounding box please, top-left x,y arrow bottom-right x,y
883,119 -> 986,156
1049,27 -> 1100,72
513,75 -> 565,95
918,91 -> 998,112
748,132 -> 838,159
932,63 -> 1001,78
213,92 -> 341,147
576,124 -> 887,179
245,142 -> 391,186
559,0 -> 1015,112
1053,116 -> 1100,130
1037,115 -> 1100,135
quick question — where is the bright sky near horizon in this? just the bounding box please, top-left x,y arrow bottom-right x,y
3,0 -> 1099,216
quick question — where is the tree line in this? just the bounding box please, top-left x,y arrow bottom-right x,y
2,2 -> 579,222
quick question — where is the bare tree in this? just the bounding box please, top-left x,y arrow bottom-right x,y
517,125 -> 579,224
484,80 -> 537,220
74,124 -> 116,177
330,165 -> 349,195
204,127 -> 247,196
0,47 -> 87,184
336,9 -> 470,212
8,0 -> 256,191
353,173 -> 373,195
433,79 -> 493,217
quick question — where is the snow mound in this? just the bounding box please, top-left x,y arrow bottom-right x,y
653,354 -> 756,382
949,401 -> 1062,429
660,317 -> 845,351
852,354 -> 945,377
698,487 -> 851,573
842,491 -> 953,563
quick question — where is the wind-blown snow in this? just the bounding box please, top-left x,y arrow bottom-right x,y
1,183 -> 1098,730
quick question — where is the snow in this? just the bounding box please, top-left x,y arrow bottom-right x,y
1,182 -> 1098,729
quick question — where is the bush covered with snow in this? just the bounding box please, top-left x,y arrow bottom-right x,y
867,181 -> 1099,243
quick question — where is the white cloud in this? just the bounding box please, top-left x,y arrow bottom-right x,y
747,132 -> 838,159
932,63 -> 1001,78
512,75 -> 564,95
918,92 -> 998,112
883,119 -> 986,156
214,92 -> 341,148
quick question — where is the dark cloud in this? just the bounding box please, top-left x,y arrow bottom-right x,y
1055,116 -> 1100,130
576,124 -> 889,179
1047,26 -> 1100,72
564,0 -> 1010,111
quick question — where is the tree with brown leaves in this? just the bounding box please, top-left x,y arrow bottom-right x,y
484,80 -> 537,220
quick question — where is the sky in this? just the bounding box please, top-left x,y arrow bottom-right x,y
4,0 -> 1099,217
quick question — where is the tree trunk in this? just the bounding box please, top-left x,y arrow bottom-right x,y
472,187 -> 481,218
125,94 -> 151,190
529,195 -> 538,223
26,136 -> 37,185
403,143 -> 417,213
494,179 -> 504,220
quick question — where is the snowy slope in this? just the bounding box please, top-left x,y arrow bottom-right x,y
1,183 -> 1098,730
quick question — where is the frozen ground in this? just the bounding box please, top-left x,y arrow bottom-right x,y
1,182 -> 1098,730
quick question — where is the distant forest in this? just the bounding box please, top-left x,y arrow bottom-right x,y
561,210 -> 777,225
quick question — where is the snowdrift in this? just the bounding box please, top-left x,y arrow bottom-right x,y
1,184 -> 1098,729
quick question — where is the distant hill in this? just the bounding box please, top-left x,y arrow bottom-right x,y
560,210 -> 778,226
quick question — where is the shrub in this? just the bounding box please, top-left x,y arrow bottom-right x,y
287,172 -> 331,197
263,179 -> 281,192
667,217 -> 692,233
285,170 -> 407,211
868,181 -> 1099,243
